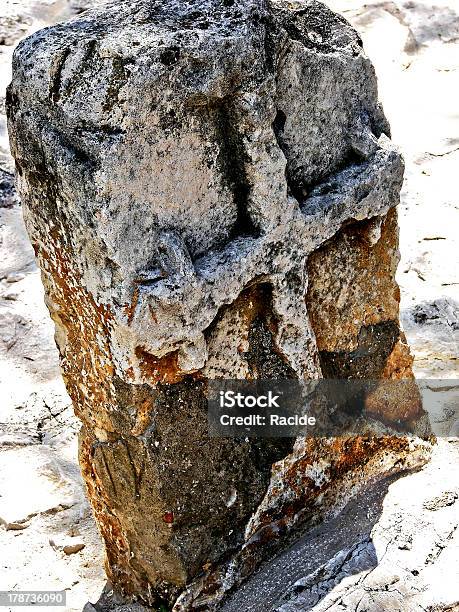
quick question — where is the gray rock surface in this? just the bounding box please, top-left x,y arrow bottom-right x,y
219,439 -> 459,612
3,0 -> 444,609
8,0 -> 401,380
402,297 -> 459,380
0,167 -> 19,207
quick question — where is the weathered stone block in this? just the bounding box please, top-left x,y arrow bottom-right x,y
7,0 -> 431,609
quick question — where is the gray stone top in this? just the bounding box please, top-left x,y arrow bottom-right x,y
8,0 -> 400,382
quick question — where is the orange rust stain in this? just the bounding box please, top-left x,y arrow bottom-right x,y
329,437 -> 410,475
359,334 -> 423,426
34,218 -> 158,598
125,366 -> 135,381
148,304 -> 158,324
79,430 -> 150,600
252,436 -> 415,537
365,380 -> 424,426
307,207 -> 401,353
362,333 -> 424,426
131,398 -> 153,436
36,227 -> 117,433
382,335 -> 414,380
123,285 -> 140,325
135,346 -> 184,385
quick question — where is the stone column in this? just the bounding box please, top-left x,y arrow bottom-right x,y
7,0 -> 431,609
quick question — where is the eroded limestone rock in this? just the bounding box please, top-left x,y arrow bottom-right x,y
7,0 -> 432,609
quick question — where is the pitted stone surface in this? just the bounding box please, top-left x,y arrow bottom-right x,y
7,0 -> 431,609
7,0 -> 403,384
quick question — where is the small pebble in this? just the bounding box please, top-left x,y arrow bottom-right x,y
49,535 -> 85,555
6,521 -> 29,531
6,272 -> 25,283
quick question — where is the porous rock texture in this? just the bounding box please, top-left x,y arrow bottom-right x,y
7,0 -> 432,609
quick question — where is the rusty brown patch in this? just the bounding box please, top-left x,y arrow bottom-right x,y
37,230 -> 118,433
382,334 -> 414,380
130,398 -> 153,436
79,429 -> 144,598
365,381 -> 424,427
307,207 -> 401,353
123,285 -> 140,325
135,346 -> 184,385
362,333 -> 421,426
248,436 -> 417,539
148,304 -> 158,324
